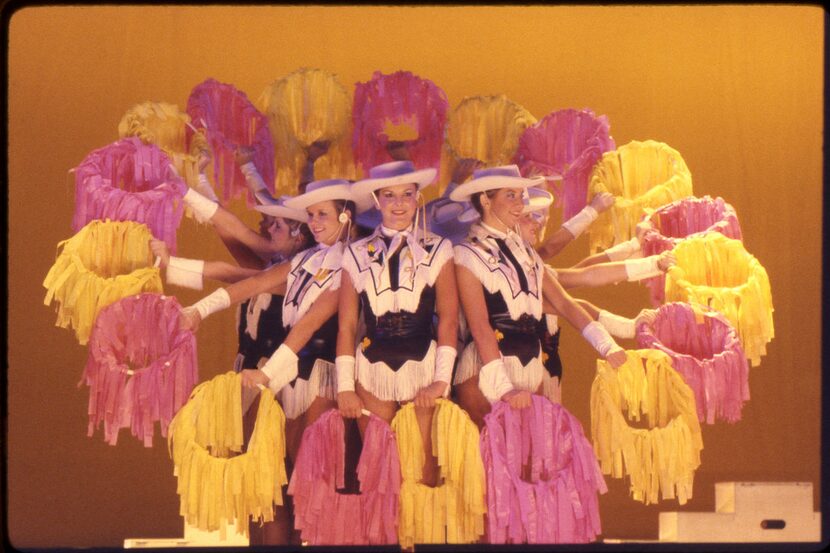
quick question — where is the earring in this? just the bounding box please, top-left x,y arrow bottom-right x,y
338,212 -> 350,224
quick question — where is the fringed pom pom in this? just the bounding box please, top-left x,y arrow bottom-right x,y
513,108 -> 616,219
258,67 -> 358,197
639,196 -> 743,304
72,137 -> 186,253
442,95 -> 537,193
664,233 -> 774,366
288,408 -> 401,545
352,70 -> 449,180
117,101 -> 204,190
590,350 -> 703,506
186,78 -> 275,206
636,302 -> 750,424
42,220 -> 163,345
587,140 -> 693,254
82,292 -> 199,447
392,399 -> 486,548
167,372 -> 288,537
481,395 -> 607,544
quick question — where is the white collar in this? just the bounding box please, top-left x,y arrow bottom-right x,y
301,241 -> 344,276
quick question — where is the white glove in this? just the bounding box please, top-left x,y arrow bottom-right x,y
166,256 -> 205,290
598,310 -> 636,339
604,237 -> 642,261
624,255 -> 662,281
260,344 -> 299,395
183,187 -> 219,223
581,321 -> 624,357
240,162 -> 277,205
192,288 -> 230,321
433,345 -> 456,386
335,355 -> 356,393
561,205 -> 598,238
195,173 -> 219,202
479,356 -> 514,403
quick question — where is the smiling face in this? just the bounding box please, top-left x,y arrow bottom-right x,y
375,182 -> 418,231
518,210 -> 548,244
481,187 -> 526,231
305,200 -> 344,245
258,215 -> 304,256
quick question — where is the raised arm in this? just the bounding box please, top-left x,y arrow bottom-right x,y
536,192 -> 614,260
555,250 -> 675,289
179,261 -> 292,331
541,270 -> 626,368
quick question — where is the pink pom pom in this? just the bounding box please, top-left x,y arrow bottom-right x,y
288,409 -> 400,545
72,137 -> 186,254
352,70 -> 448,176
81,292 -> 199,446
514,108 -> 616,220
636,302 -> 750,424
480,395 -> 606,544
186,78 -> 274,206
639,196 -> 743,304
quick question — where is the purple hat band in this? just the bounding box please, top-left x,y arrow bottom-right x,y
471,164 -> 522,180
368,160 -> 418,179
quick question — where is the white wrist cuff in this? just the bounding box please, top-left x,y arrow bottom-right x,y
605,237 -> 641,261
260,344 -> 299,395
479,357 -> 513,403
166,256 -> 205,290
561,205 -> 598,238
192,288 -> 230,321
581,321 -> 621,357
240,162 -> 265,187
336,355 -> 356,393
598,310 -> 636,339
625,255 -> 662,281
434,345 -> 456,385
183,187 -> 218,223
195,174 -> 219,202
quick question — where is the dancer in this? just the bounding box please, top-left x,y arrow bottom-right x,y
335,159 -> 458,487
179,178 -> 358,543
516,186 -> 669,402
449,165 -> 627,428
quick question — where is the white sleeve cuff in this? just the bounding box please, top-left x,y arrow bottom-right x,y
561,205 -> 598,238
192,288 -> 230,321
433,345 -> 456,385
195,174 -> 219,202
581,321 -> 622,357
598,310 -> 636,339
183,187 -> 218,223
336,355 -> 356,393
260,344 -> 299,394
479,357 -> 514,403
624,255 -> 662,281
605,237 -> 641,261
166,256 -> 205,290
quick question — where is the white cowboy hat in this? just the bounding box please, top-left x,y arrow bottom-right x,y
254,195 -> 308,222
522,187 -> 554,213
283,178 -> 353,211
449,164 -> 545,202
351,160 -> 437,209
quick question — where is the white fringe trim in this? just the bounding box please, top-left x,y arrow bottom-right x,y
540,372 -> 562,404
453,243 -> 543,321
355,341 -> 437,402
344,233 -> 454,317
277,358 -> 337,420
453,342 -> 545,397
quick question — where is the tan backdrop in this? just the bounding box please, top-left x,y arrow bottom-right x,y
7,5 -> 823,548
